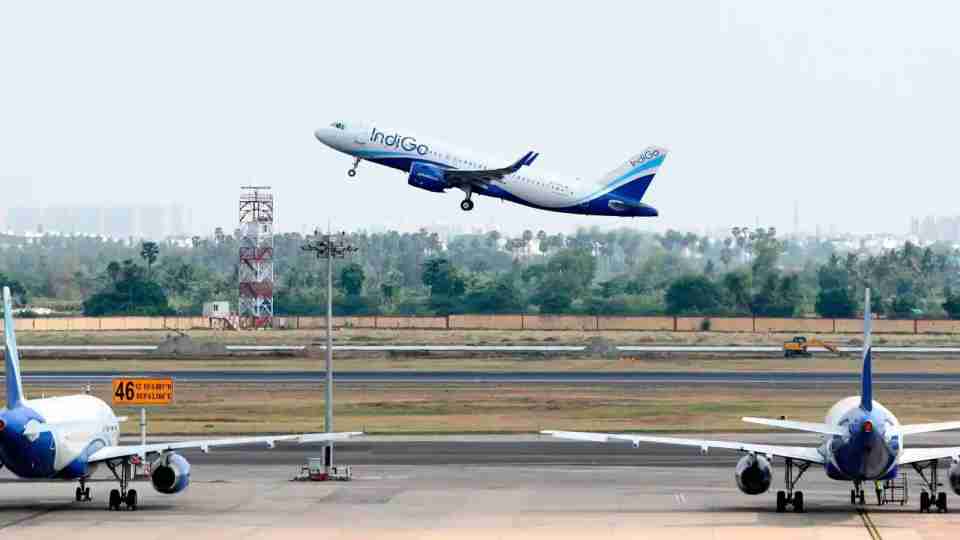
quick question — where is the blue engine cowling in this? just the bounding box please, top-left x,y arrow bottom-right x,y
151,452 -> 191,494
408,162 -> 448,193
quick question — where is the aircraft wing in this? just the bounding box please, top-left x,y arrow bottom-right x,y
898,447 -> 960,465
897,421 -> 960,436
87,432 -> 361,463
741,417 -> 845,436
443,151 -> 538,188
541,430 -> 825,464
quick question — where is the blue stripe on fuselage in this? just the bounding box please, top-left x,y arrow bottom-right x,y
359,150 -> 658,217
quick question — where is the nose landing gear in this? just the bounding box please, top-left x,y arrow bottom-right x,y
347,157 -> 361,178
74,478 -> 92,502
460,199 -> 474,211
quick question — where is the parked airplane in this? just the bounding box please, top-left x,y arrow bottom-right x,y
543,289 -> 960,513
0,287 -> 360,511
314,121 -> 667,217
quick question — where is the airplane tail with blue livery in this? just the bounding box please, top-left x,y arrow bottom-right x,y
3,287 -> 24,408
595,146 -> 669,202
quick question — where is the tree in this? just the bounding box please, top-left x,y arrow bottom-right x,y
82,260 -> 172,316
665,275 -> 723,315
140,242 -> 160,278
0,272 -> 29,306
421,258 -> 466,314
528,249 -> 597,313
721,270 -> 752,314
463,275 -> 524,313
106,261 -> 121,287
943,287 -> 960,319
340,263 -> 365,296
815,255 -> 856,318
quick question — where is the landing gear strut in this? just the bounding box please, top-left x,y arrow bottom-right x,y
75,478 -> 92,502
776,458 -> 809,512
105,459 -> 139,511
347,157 -> 360,178
913,460 -> 949,513
460,186 -> 474,211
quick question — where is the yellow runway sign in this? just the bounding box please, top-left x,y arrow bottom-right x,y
112,378 -> 174,405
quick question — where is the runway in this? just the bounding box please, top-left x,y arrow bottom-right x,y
11,343 -> 960,354
21,369 -> 960,385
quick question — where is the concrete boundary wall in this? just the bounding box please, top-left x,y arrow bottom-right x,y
3,315 -> 960,334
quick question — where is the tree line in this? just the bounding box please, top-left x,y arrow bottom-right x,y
2,227 -> 960,319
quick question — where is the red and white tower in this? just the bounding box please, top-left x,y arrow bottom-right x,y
238,186 -> 274,328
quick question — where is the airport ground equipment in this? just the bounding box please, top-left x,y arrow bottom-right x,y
294,459 -> 352,481
544,289 -> 960,514
782,336 -> 843,358
0,287 -> 360,510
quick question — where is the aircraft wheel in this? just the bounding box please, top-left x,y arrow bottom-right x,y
75,487 -> 82,502
126,490 -> 138,511
347,169 -> 356,178
776,490 -> 786,512
460,199 -> 474,211
109,489 -> 121,511
859,492 -> 865,505
793,491 -> 804,513
921,491 -> 930,513
938,492 -> 947,513
851,489 -> 856,505
84,487 -> 91,501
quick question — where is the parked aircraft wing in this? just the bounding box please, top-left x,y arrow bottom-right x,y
897,421 -> 960,436
87,432 -> 362,463
541,430 -> 825,464
443,151 -> 537,188
899,447 -> 960,465
741,417 -> 845,436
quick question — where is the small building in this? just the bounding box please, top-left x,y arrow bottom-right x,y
203,301 -> 231,318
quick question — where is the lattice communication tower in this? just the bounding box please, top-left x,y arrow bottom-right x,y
238,186 -> 274,328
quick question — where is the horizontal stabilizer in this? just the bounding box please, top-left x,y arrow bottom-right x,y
898,421 -> 960,436
741,417 -> 845,436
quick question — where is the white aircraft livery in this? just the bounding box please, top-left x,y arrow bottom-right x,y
0,287 -> 359,510
314,121 -> 668,216
544,289 -> 960,514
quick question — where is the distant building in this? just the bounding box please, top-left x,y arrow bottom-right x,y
5,204 -> 192,240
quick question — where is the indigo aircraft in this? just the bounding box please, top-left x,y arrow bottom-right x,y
0,287 -> 359,510
314,121 -> 668,216
544,289 -> 960,513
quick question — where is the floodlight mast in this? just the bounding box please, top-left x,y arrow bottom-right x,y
301,229 -> 358,470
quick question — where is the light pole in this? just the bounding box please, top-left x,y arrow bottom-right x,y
302,229 -> 357,472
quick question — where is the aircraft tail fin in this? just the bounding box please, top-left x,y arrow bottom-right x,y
861,288 -> 872,412
596,146 -> 668,201
3,287 -> 24,408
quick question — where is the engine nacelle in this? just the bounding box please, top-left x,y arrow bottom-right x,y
735,454 -> 772,495
408,162 -> 448,193
949,461 -> 960,495
151,453 -> 191,494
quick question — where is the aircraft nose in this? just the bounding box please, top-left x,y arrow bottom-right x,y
314,127 -> 331,143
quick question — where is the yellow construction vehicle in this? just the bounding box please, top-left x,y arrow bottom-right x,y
783,336 -> 843,358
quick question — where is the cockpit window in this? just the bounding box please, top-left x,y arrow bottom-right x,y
330,122 -> 346,130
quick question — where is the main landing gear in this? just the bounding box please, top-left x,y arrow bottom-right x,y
776,458 -> 809,513
74,478 -> 92,502
913,460 -> 949,513
460,186 -> 474,211
347,157 -> 361,178
105,458 -> 139,511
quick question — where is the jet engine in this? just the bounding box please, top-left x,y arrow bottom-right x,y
735,454 -> 772,495
949,460 -> 960,495
408,162 -> 448,193
151,453 -> 191,494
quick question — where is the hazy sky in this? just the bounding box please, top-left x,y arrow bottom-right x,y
1,1 -> 958,236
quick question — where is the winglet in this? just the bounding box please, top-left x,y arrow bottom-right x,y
861,288 -> 873,412
508,151 -> 538,172
3,287 -> 25,408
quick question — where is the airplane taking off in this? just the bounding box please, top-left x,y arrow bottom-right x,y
314,121 -> 668,217
0,287 -> 359,510
544,289 -> 960,513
